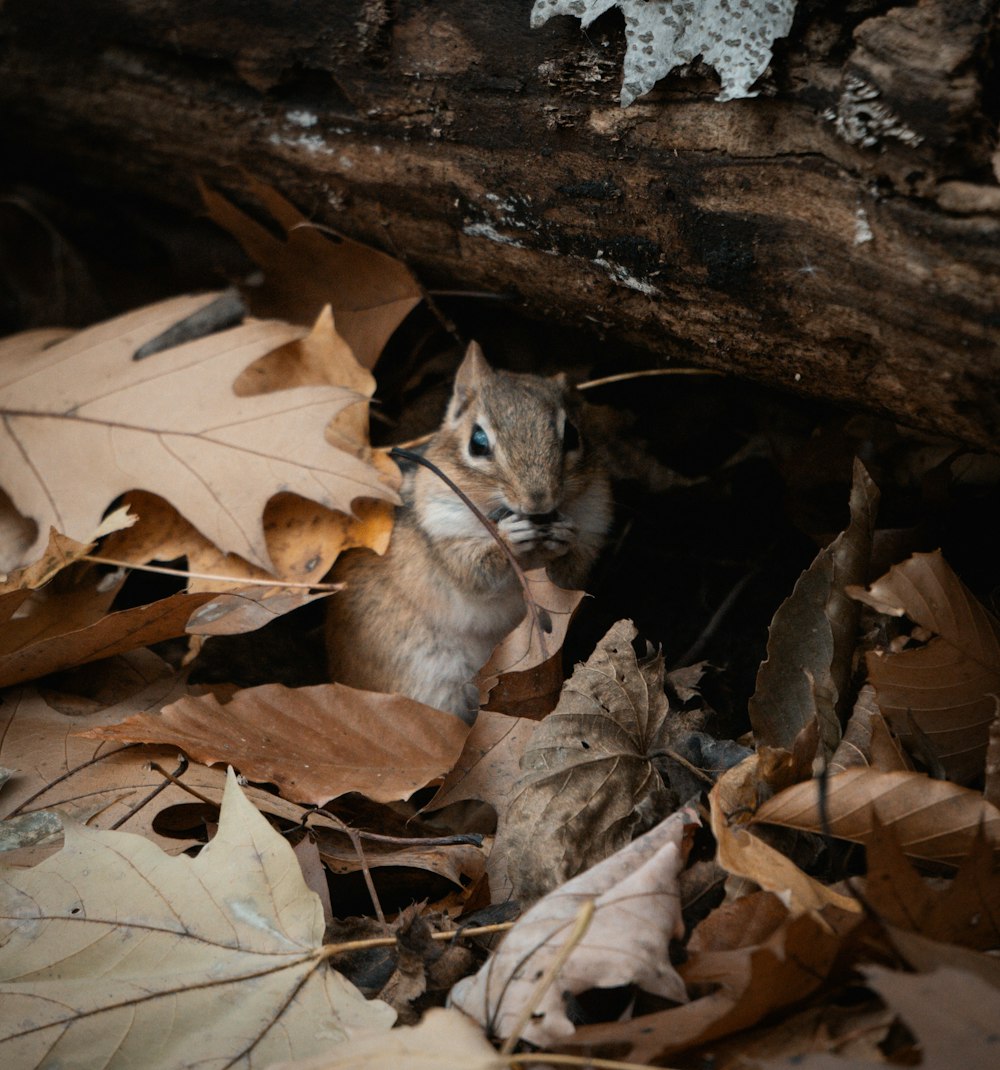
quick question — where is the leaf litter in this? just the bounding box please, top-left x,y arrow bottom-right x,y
1,178 -> 1000,1070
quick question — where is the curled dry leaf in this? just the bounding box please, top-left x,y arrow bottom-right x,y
829,683 -> 913,775
0,770 -> 395,1069
79,682 -> 471,806
749,460 -> 879,762
450,806 -> 699,1047
494,619 -> 675,903
0,293 -> 397,572
753,767 -> 1000,865
849,549 -> 1000,784
709,755 -> 860,915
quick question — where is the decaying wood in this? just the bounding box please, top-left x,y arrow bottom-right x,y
1,0 -> 998,446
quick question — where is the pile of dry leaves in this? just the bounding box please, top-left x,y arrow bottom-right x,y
1,183 -> 999,1070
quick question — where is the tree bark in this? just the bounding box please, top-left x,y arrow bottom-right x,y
1,0 -> 998,446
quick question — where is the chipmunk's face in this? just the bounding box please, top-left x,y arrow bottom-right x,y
433,342 -> 589,521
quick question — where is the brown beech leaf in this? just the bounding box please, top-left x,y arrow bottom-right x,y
749,460 -> 879,761
200,179 -> 421,366
451,807 -> 699,1047
564,892 -> 855,1064
493,619 -> 676,903
0,293 -> 397,572
0,770 -> 395,1069
753,767 -> 1000,865
849,549 -> 1000,784
80,683 -> 471,806
476,570 -> 584,718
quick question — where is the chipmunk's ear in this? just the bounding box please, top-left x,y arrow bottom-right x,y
448,341 -> 492,420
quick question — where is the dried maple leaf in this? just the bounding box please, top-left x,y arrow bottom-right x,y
493,619 -> 676,903
451,806 -> 699,1047
266,1007 -> 502,1070
80,682 -> 471,805
0,293 -> 397,572
753,767 -> 1000,865
849,549 -> 1000,783
0,770 -> 395,1068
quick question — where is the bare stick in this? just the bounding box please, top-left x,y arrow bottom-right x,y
577,368 -> 724,391
83,555 -> 340,591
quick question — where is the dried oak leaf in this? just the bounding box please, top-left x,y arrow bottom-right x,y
80,682 -> 471,806
0,293 -> 397,572
753,767 -> 1000,865
451,806 -> 699,1047
494,619 -> 676,903
849,549 -> 1000,784
0,770 -> 395,1069
201,179 -> 421,366
749,459 -> 879,762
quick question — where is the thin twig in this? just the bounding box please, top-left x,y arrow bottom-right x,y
390,447 -> 552,661
146,759 -> 216,808
322,921 -> 515,956
83,555 -> 339,591
499,899 -> 595,1056
111,756 -> 189,829
316,809 -> 387,928
505,1053 -> 680,1070
670,569 -> 757,670
577,368 -> 724,391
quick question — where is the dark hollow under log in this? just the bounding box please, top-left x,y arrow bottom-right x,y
1,0 -> 998,446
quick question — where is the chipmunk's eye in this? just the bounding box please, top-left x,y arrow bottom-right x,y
469,424 -> 492,458
563,420 -> 580,453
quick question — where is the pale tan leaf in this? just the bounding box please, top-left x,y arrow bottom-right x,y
753,767 -> 1000,865
850,549 -> 1000,783
266,1007 -> 502,1070
0,293 -> 397,571
0,770 -> 395,1068
830,684 -> 912,775
494,619 -> 675,903
451,807 -> 699,1047
709,757 -> 860,915
200,180 -> 422,367
80,682 -> 471,805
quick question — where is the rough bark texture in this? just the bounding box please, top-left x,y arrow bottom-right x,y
1,0 -> 998,446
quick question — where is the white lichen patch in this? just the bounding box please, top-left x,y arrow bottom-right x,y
268,131 -> 335,156
531,0 -> 797,105
854,205 -> 874,245
462,222 -> 528,248
593,257 -> 661,295
285,110 -> 319,128
830,75 -> 924,149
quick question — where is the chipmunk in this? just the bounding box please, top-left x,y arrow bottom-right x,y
325,342 -> 612,721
